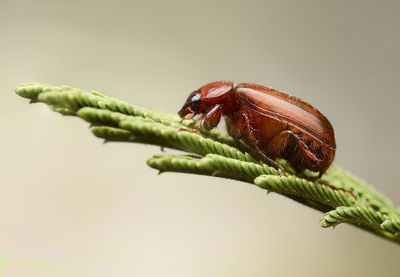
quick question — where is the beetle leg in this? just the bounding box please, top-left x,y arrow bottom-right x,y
242,113 -> 256,141
289,131 -> 320,163
253,143 -> 287,175
179,105 -> 221,133
266,131 -> 356,198
268,130 -> 320,164
242,113 -> 286,175
179,107 -> 195,124
314,179 -> 357,199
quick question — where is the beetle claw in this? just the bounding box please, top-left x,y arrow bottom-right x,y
315,180 -> 358,200
178,128 -> 199,133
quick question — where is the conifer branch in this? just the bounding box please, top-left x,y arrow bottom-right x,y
15,82 -> 400,245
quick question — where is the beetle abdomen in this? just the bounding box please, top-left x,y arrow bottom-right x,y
235,84 -> 335,148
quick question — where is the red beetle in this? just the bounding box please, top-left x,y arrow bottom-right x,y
178,81 -> 336,177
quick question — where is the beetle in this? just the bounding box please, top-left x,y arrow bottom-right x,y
178,81 -> 336,177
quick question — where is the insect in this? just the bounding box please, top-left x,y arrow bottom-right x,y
178,81 -> 336,177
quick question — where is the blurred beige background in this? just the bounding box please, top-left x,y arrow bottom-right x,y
1,0 -> 400,276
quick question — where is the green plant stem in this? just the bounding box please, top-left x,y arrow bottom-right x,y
15,82 -> 400,246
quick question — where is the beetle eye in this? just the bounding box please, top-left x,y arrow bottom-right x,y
190,93 -> 200,102
189,93 -> 201,109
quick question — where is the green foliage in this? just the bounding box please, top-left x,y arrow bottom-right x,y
16,82 -> 400,245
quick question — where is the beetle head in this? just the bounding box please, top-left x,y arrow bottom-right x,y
178,81 -> 234,119
178,91 -> 202,120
